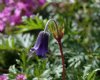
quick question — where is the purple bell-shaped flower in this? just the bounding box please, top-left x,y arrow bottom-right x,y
30,31 -> 49,57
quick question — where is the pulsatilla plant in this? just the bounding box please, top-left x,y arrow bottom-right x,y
29,19 -> 66,80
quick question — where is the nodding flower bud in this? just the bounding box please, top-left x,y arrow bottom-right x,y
30,31 -> 49,58
29,19 -> 63,58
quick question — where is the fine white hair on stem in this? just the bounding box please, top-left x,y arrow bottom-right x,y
44,19 -> 59,34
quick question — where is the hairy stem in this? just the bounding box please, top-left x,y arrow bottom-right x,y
44,19 -> 59,34
58,41 -> 66,80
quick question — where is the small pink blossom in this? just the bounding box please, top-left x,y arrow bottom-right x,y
0,74 -> 8,80
0,20 -> 5,31
16,74 -> 27,80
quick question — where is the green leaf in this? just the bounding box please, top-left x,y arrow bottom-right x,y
10,15 -> 46,34
87,69 -> 100,80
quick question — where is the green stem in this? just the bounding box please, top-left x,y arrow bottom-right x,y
44,19 -> 59,34
58,41 -> 66,80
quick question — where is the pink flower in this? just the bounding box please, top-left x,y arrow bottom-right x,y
0,20 -> 5,31
0,0 -> 3,3
0,0 -> 46,31
16,74 -> 26,80
4,0 -> 14,5
0,74 -> 8,80
39,0 -> 46,5
9,15 -> 22,26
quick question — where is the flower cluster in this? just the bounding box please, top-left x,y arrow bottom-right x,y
0,74 -> 8,80
0,74 -> 26,80
0,0 -> 46,31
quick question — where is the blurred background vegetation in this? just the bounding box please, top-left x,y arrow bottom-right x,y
0,0 -> 100,80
